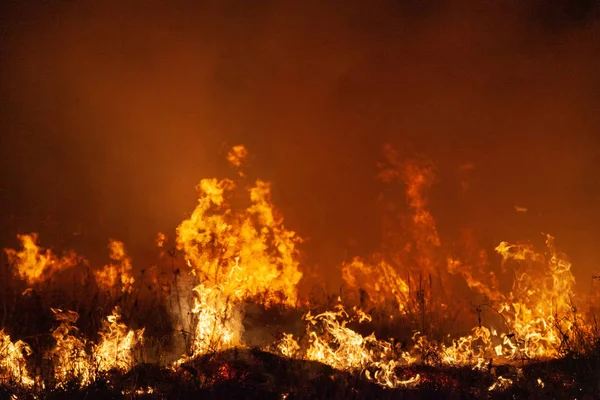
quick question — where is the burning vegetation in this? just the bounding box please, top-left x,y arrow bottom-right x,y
1,145 -> 600,399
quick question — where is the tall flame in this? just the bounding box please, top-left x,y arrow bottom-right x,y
176,146 -> 303,357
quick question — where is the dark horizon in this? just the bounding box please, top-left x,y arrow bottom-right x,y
1,0 -> 599,292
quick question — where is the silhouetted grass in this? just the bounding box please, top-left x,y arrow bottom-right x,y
2,253 -> 600,399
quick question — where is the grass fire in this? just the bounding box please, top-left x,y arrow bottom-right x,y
2,2 -> 600,399
1,145 -> 600,399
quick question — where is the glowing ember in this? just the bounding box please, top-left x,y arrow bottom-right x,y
488,375 -> 513,391
226,144 -> 249,170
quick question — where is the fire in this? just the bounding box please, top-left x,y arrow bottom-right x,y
493,234 -> 578,359
5,233 -> 80,285
334,151 -> 588,369
342,257 -> 410,313
226,144 -> 248,170
537,377 -> 545,388
277,333 -> 300,358
186,284 -> 242,356
0,330 -> 34,387
281,304 -> 419,388
304,305 -> 380,371
175,155 -> 303,357
488,375 -> 513,391
1,143 -> 598,395
95,239 -> 135,294
156,232 -> 167,248
94,308 -> 144,373
49,308 -> 94,387
49,307 -> 143,387
413,327 -> 493,369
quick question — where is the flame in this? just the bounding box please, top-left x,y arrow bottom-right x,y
2,143 -> 598,393
176,153 -> 303,356
338,147 -> 589,369
186,284 -> 242,356
447,257 -> 502,302
121,386 -> 156,396
95,239 -> 135,294
49,308 -> 143,387
49,308 -> 94,387
493,234 -> 578,359
488,375 -> 513,391
226,144 -> 248,169
277,333 -> 300,358
283,304 -> 419,388
5,233 -> 80,285
413,327 -> 493,369
156,232 -> 167,248
94,307 -> 144,373
304,306 -> 378,371
0,330 -> 34,387
342,257 -> 410,313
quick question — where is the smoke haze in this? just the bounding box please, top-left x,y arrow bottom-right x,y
1,0 -> 599,290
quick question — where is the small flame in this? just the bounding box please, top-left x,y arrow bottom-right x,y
227,145 -> 249,176
5,233 -> 80,285
95,239 -> 135,294
488,375 -> 513,391
156,232 -> 167,248
95,308 -> 144,373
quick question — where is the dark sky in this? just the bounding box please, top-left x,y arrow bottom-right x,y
1,0 -> 599,290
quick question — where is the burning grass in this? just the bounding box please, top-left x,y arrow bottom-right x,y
2,145 -> 600,399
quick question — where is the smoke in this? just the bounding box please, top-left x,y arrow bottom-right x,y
1,0 -> 599,290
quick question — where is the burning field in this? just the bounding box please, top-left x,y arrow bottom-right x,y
2,3 -> 600,398
1,145 -> 600,399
